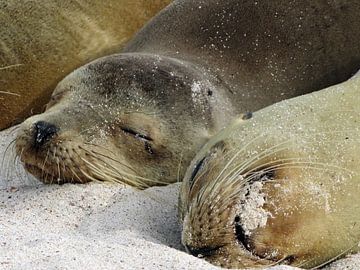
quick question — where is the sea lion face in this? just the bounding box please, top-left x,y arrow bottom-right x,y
180,106 -> 360,269
180,127 -> 276,268
15,53 -> 224,187
180,134 -> 295,268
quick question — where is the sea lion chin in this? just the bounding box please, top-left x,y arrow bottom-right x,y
179,72 -> 360,269
15,53 -> 230,187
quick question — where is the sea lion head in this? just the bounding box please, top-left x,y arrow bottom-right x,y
15,53 -> 232,187
179,117 -> 275,268
179,110 -> 358,268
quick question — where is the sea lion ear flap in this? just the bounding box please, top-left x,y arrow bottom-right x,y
229,112 -> 253,127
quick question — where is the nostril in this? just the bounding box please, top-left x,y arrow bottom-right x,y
234,215 -> 251,251
32,121 -> 58,150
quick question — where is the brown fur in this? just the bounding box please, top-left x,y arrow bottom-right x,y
0,0 -> 170,130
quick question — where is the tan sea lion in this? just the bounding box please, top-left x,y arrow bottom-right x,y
14,0 -> 360,187
179,71 -> 360,269
0,0 -> 170,130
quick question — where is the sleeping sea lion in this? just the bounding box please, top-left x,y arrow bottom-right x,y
180,71 -> 360,269
14,0 -> 360,187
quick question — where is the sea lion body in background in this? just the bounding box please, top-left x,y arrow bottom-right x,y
0,0 -> 170,130
125,0 -> 360,111
180,72 -> 360,269
15,0 -> 360,186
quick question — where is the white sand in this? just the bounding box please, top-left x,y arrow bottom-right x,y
0,127 -> 358,270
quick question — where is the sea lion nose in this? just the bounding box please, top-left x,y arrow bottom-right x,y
32,121 -> 58,149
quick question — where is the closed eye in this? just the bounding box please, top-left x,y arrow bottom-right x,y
120,127 -> 152,141
46,89 -> 69,110
189,157 -> 206,189
121,127 -> 154,155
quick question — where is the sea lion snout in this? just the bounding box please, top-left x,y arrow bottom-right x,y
31,121 -> 59,151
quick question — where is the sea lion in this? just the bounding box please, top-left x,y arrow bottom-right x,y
0,0 -> 170,130
179,71 -> 360,269
15,0 -> 360,187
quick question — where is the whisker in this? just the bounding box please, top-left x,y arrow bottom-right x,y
213,133 -> 266,183
232,140 -> 294,175
81,144 -> 138,173
0,63 -> 23,71
220,143 -> 293,185
177,152 -> 184,183
77,153 -> 142,187
240,158 -> 353,181
309,242 -> 359,269
242,163 -> 352,185
89,149 -> 138,174
57,159 -> 62,184
78,168 -> 103,183
0,91 -> 21,97
215,127 -> 360,185
41,150 -> 50,180
82,148 -> 168,186
1,138 -> 17,182
8,125 -> 20,136
70,168 -> 83,183
15,147 -> 28,185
